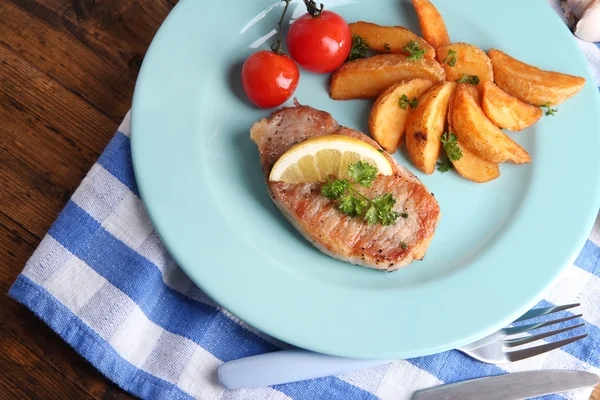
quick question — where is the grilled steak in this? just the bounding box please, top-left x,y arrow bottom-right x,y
250,102 -> 440,271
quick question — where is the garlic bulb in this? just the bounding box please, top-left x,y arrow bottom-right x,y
561,0 -> 600,42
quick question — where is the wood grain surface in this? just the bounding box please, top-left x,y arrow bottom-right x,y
0,0 -> 597,399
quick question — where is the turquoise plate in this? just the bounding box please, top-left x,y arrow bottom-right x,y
131,0 -> 600,358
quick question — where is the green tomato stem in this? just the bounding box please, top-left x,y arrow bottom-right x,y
271,0 -> 291,55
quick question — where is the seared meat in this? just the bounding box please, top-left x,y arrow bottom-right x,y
250,102 -> 440,271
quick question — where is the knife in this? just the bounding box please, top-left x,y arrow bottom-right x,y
412,370 -> 599,400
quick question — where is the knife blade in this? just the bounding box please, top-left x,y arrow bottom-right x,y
412,370 -> 599,400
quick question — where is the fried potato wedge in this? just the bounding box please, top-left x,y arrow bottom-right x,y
369,79 -> 435,153
330,54 -> 445,100
447,88 -> 499,182
452,142 -> 500,183
436,42 -> 493,84
349,21 -> 435,59
458,82 -> 480,104
481,81 -> 542,131
488,49 -> 585,105
451,85 -> 531,164
412,0 -> 450,49
406,81 -> 456,174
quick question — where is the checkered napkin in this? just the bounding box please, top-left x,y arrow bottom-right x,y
9,10 -> 600,400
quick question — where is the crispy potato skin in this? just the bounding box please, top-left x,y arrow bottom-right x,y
349,22 -> 435,59
436,42 -> 493,85
452,141 -> 500,182
369,79 -> 435,153
447,87 -> 500,183
488,49 -> 585,106
412,0 -> 450,49
481,81 -> 542,131
330,54 -> 445,100
451,85 -> 531,164
406,81 -> 456,174
457,83 -> 480,104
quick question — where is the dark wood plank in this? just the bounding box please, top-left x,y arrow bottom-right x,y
8,0 -> 176,82
102,386 -> 136,400
0,42 -> 118,154
0,327 -> 95,400
0,1 -> 134,123
0,43 -> 117,237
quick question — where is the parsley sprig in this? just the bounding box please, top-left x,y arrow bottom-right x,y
398,94 -> 418,110
443,49 -> 457,66
456,74 -> 480,85
403,40 -> 426,60
441,132 -> 463,161
322,161 -> 401,226
540,101 -> 558,116
347,34 -> 369,62
436,158 -> 452,173
437,133 -> 463,173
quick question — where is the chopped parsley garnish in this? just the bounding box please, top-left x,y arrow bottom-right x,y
441,132 -> 463,161
437,132 -> 462,173
436,158 -> 452,173
322,161 -> 400,226
347,34 -> 369,61
443,49 -> 457,66
400,242 -> 408,250
456,74 -> 480,85
540,101 -> 558,116
398,94 -> 418,110
402,40 -> 425,60
383,42 -> 391,51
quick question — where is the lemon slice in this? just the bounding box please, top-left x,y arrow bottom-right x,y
269,135 -> 393,183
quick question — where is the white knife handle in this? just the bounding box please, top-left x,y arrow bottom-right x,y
218,349 -> 392,389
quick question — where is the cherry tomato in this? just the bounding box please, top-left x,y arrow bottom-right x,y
287,10 -> 352,74
242,50 -> 299,108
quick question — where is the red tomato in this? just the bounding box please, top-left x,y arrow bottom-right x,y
287,10 -> 352,74
242,50 -> 299,108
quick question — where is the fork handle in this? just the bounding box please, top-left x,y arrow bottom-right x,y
217,349 -> 393,389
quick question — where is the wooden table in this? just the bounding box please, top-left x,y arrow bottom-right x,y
0,0 -> 597,398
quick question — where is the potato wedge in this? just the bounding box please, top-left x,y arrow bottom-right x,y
481,81 -> 542,131
349,21 -> 435,59
406,81 -> 456,174
436,42 -> 493,84
458,82 -> 480,104
412,0 -> 450,49
452,142 -> 500,182
330,54 -> 445,100
488,49 -> 585,105
447,89 -> 500,182
451,85 -> 531,164
369,79 -> 435,153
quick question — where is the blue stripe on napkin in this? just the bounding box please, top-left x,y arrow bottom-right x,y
98,132 -> 139,195
10,275 -> 195,400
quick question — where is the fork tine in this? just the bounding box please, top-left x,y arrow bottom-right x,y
506,334 -> 588,362
504,323 -> 585,347
514,303 -> 580,323
504,314 -> 583,336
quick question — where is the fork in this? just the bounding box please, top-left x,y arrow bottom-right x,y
218,303 -> 587,389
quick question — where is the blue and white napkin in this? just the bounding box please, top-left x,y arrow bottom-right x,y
9,8 -> 600,400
